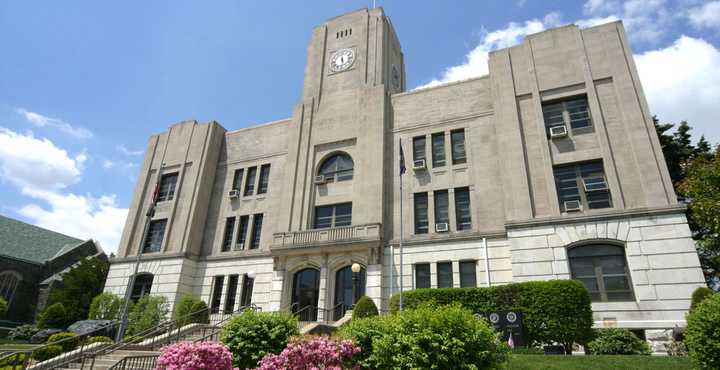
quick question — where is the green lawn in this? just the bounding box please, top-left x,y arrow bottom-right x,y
508,354 -> 693,370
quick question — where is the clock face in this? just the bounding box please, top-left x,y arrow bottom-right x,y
330,48 -> 355,72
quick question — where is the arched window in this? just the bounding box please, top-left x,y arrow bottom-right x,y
130,273 -> 154,302
318,153 -> 354,182
0,271 -> 21,304
568,244 -> 634,302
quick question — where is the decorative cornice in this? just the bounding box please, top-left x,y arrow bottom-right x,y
505,205 -> 687,229
387,229 -> 507,246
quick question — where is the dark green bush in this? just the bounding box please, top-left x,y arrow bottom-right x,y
389,279 -> 593,349
174,295 -> 210,327
8,324 -> 38,341
88,335 -> 113,344
88,292 -> 124,320
32,344 -> 63,362
690,287 -> 714,311
47,332 -> 79,352
37,302 -> 70,329
586,328 -> 651,355
685,292 -> 720,369
220,310 -> 299,369
125,295 -> 169,336
339,304 -> 509,369
352,296 -> 378,320
0,297 -> 7,317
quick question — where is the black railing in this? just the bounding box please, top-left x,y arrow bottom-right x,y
192,304 -> 260,344
294,303 -> 346,323
108,355 -> 159,370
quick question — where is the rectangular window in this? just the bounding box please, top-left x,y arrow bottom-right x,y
257,164 -> 271,194
249,214 -> 263,249
454,187 -> 472,231
413,193 -> 429,234
314,203 -> 352,229
244,166 -> 257,196
142,219 -> 167,253
236,215 -> 249,250
415,263 -> 431,289
451,129 -> 467,164
434,190 -> 449,230
157,173 -> 179,202
210,276 -> 224,314
437,262 -> 453,288
459,260 -> 477,288
240,273 -> 255,307
542,96 -> 592,134
431,133 -> 446,167
413,136 -> 426,162
224,274 -> 239,313
554,160 -> 611,212
221,217 -> 236,252
232,169 -> 244,191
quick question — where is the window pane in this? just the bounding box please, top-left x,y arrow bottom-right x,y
569,245 -> 624,258
244,167 -> 257,196
414,193 -> 429,234
413,136 -> 426,161
250,214 -> 263,249
459,261 -> 477,288
569,257 -> 595,277
314,206 -> 334,229
542,102 -> 565,130
606,291 -> 634,301
569,244 -> 633,302
434,190 -> 449,227
225,275 -> 239,313
232,169 -> 244,191
240,275 -> 254,307
586,191 -> 612,209
603,276 -> 631,291
431,133 -> 446,167
158,173 -> 178,202
221,217 -> 235,252
601,255 -> 629,275
334,203 -> 352,227
258,164 -> 271,194
566,98 -> 591,129
415,263 -> 430,289
143,219 -> 167,253
210,276 -> 224,314
454,187 -> 472,231
437,262 -> 453,288
319,154 -> 354,182
451,129 -> 466,164
236,216 -> 249,250
577,277 -> 599,293
554,160 -> 611,211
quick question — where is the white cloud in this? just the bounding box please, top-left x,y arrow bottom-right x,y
575,15 -> 620,29
102,160 -> 114,169
18,190 -> 127,254
116,144 -> 143,156
687,1 -> 720,29
582,0 -> 675,44
17,108 -> 93,139
635,35 -> 720,143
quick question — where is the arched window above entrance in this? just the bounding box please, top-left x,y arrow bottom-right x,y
131,273 -> 154,302
318,153 -> 354,182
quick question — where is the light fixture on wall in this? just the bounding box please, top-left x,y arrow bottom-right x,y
247,271 -> 256,279
351,263 -> 361,273
351,263 -> 361,307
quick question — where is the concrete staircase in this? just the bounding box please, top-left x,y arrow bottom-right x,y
55,350 -> 160,370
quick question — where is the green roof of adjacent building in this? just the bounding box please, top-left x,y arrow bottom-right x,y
0,214 -> 84,264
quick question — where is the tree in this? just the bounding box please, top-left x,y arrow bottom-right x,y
88,292 -> 124,320
48,257 -> 110,324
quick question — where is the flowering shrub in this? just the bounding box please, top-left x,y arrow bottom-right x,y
157,342 -> 237,370
255,336 -> 360,370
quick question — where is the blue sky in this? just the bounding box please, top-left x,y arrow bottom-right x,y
1,0 -> 719,253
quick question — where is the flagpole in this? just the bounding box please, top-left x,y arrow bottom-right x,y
115,163 -> 165,342
399,139 -> 404,311
389,244 -> 394,299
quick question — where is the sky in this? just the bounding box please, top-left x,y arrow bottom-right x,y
1,0 -> 719,254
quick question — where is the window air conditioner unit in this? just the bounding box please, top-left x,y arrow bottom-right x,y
412,159 -> 426,171
228,189 -> 240,198
549,125 -> 568,138
564,200 -> 583,212
314,175 -> 327,184
435,222 -> 449,233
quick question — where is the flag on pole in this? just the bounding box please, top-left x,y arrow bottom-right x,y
399,138 -> 406,175
507,332 -> 515,349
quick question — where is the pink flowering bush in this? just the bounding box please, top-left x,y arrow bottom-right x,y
254,336 -> 361,370
156,342 -> 237,370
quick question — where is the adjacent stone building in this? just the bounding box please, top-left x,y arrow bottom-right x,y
104,8 -> 705,340
0,215 -> 105,323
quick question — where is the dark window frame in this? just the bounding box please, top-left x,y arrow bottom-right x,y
450,129 -> 467,165
459,260 -> 477,288
258,164 -> 271,194
318,153 -> 354,182
210,276 -> 224,314
142,219 -> 167,253
221,217 -> 236,252
554,160 -> 612,212
236,215 -> 250,250
313,202 -> 353,229
413,193 -> 429,234
437,262 -> 453,288
130,273 -> 154,302
542,95 -> 593,134
454,187 -> 472,231
431,133 -> 446,168
244,167 -> 257,196
434,190 -> 449,230
157,173 -> 179,202
415,263 -> 431,289
249,214 -> 263,249
224,274 -> 239,313
232,169 -> 244,191
568,244 -> 635,302
240,273 -> 254,307
413,136 -> 426,162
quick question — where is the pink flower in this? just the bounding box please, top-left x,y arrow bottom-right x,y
254,336 -> 360,370
156,342 -> 235,370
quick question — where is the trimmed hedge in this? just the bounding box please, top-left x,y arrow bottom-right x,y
352,296 -> 378,320
220,310 -> 299,369
48,332 -> 79,352
37,302 -> 70,329
389,280 -> 593,349
587,328 -> 651,355
32,345 -> 63,362
690,287 -> 714,311
685,292 -> 720,369
174,295 -> 210,327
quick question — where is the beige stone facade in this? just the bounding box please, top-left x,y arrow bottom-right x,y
105,8 -> 704,337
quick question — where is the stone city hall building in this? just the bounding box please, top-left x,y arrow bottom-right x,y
105,8 -> 705,338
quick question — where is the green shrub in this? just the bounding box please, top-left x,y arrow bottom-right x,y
88,336 -> 113,344
37,302 -> 70,329
352,296 -> 378,320
220,310 -> 299,369
88,292 -> 124,320
587,328 -> 651,355
32,344 -> 63,362
174,295 -> 210,327
0,297 -> 7,317
690,287 -> 714,311
8,324 -> 38,341
685,292 -> 720,369
47,332 -> 79,352
389,279 -> 594,350
339,304 -> 509,369
125,295 -> 169,336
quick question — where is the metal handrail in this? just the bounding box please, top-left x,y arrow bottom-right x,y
192,304 -> 260,344
294,303 -> 346,323
107,354 -> 159,370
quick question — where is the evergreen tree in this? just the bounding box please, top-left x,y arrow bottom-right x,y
48,257 -> 110,324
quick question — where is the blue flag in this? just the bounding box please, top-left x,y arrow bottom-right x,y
399,138 -> 406,175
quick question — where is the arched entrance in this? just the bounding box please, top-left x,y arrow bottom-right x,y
334,265 -> 366,320
291,268 -> 320,321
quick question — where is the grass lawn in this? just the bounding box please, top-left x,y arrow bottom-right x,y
508,354 -> 693,370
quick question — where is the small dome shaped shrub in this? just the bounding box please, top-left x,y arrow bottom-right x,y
690,287 -> 714,311
587,328 -> 651,355
685,292 -> 720,369
220,310 -> 298,369
47,332 -> 79,352
352,296 -> 378,320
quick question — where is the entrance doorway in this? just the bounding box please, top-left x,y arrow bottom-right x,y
291,268 -> 320,321
334,265 -> 366,320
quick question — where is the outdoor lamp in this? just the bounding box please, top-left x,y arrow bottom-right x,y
247,270 -> 256,279
351,263 -> 361,273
